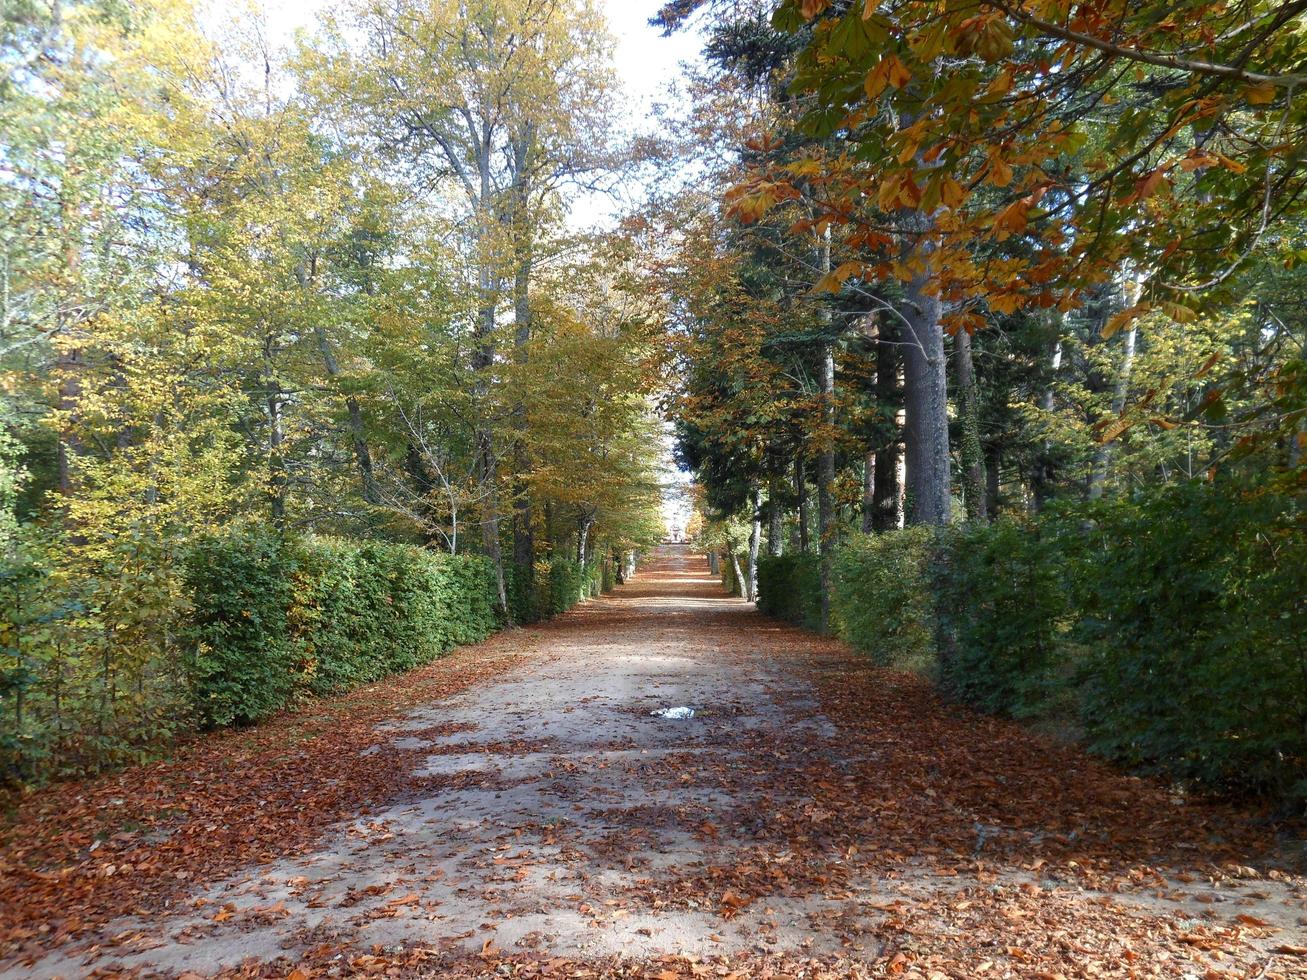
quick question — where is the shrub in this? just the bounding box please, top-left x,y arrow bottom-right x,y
933,517 -> 1072,717
830,527 -> 937,673
507,561 -> 553,625
1073,483 -> 1307,801
756,553 -> 821,631
182,528 -> 296,727
185,534 -> 502,727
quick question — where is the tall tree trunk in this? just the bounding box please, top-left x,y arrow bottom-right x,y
817,339 -> 836,633
953,326 -> 988,522
1088,281 -> 1142,501
510,168 -> 535,593
985,445 -> 1002,517
471,138 -> 508,618
577,509 -> 593,565
816,230 -> 837,631
55,164 -> 83,500
794,454 -> 810,553
314,326 -> 378,504
860,451 -> 875,533
872,326 -> 902,532
899,222 -> 951,526
766,452 -> 783,556
1031,331 -> 1064,512
55,349 -> 81,497
746,483 -> 761,602
729,549 -> 746,599
264,344 -> 287,531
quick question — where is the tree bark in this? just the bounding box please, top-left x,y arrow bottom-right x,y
314,326 -> 378,505
1031,331 -> 1063,512
953,326 -> 988,522
746,483 -> 762,602
985,445 -> 1002,517
860,451 -> 875,533
872,326 -> 902,532
794,454 -> 810,552
766,452 -> 783,556
817,338 -> 836,633
263,337 -> 287,531
1088,281 -> 1142,500
729,549 -> 746,599
899,224 -> 951,526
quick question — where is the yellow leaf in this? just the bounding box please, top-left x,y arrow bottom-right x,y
885,54 -> 912,89
991,199 -> 1028,241
1245,82 -> 1277,105
940,175 -> 967,209
1159,301 -> 1196,323
1096,415 -> 1136,444
1102,303 -> 1149,340
986,156 -> 1013,188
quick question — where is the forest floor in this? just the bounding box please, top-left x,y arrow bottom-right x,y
2,547 -> 1305,979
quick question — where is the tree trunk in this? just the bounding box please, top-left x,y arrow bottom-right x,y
872,327 -> 902,532
577,510 -> 593,565
1088,281 -> 1142,500
817,338 -> 836,633
766,453 -> 783,557
510,196 -> 535,596
729,549 -> 746,599
708,551 -> 719,576
795,454 -> 810,553
471,135 -> 508,618
55,348 -> 81,497
746,483 -> 762,602
314,326 -> 378,505
985,445 -> 1002,517
264,340 -> 287,531
953,326 -> 988,522
900,231 -> 951,526
860,450 -> 875,533
1032,332 -> 1063,512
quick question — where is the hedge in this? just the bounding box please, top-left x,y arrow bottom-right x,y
184,532 -> 502,727
1073,484 -> 1306,801
756,553 -> 821,631
832,527 -> 938,674
754,481 -> 1306,804
933,517 -> 1073,718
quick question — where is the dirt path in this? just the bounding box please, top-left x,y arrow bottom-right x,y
4,547 -> 1305,978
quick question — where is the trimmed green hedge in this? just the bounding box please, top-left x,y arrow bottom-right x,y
756,553 -> 821,631
184,532 -> 501,727
933,517 -> 1072,718
1074,484 -> 1306,801
833,527 -> 937,673
184,531 -> 298,727
763,481 -> 1306,804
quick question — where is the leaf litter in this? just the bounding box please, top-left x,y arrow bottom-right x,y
1,549 -> 1304,979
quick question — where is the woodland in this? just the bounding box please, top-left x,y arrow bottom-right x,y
1,1 -> 1307,975
1,0 -> 1305,837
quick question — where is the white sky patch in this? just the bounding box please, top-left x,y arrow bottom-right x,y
204,0 -> 704,230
